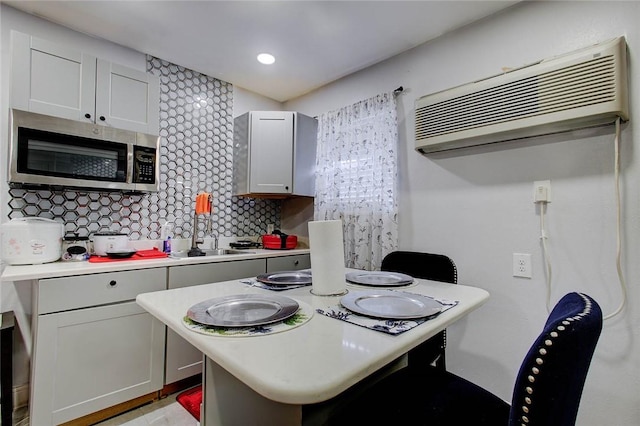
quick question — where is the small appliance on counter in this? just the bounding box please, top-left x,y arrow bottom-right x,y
8,109 -> 160,192
88,248 -> 167,263
92,232 -> 130,256
61,233 -> 90,261
229,240 -> 261,249
1,217 -> 64,265
262,230 -> 298,250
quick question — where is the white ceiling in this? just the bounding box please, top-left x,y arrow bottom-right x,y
4,1 -> 519,102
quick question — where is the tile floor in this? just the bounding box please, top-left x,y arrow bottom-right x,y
8,391 -> 199,426
95,392 -> 199,426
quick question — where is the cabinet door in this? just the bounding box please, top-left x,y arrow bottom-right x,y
96,59 -> 160,134
249,111 -> 294,194
266,254 -> 311,272
11,31 -> 96,122
30,302 -> 165,425
165,259 -> 266,384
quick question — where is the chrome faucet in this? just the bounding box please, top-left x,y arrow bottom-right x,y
188,192 -> 214,257
210,232 -> 219,250
188,212 -> 205,257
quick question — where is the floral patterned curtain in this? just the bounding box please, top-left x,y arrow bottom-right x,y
315,92 -> 398,270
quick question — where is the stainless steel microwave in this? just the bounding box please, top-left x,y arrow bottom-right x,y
8,109 -> 160,192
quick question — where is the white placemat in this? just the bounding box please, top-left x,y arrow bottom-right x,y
316,294 -> 458,335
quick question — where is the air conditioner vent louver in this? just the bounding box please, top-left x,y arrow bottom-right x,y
415,37 -> 628,154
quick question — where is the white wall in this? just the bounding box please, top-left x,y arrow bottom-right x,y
286,2 -> 639,424
233,85 -> 282,117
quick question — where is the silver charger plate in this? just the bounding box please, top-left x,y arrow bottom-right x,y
256,270 -> 312,286
345,271 -> 414,287
187,294 -> 299,327
340,290 -> 443,319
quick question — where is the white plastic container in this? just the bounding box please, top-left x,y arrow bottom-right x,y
1,217 -> 64,265
92,232 -> 129,256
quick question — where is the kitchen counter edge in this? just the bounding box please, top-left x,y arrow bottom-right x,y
0,248 -> 310,282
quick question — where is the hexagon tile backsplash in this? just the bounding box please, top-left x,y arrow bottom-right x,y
6,57 -> 281,240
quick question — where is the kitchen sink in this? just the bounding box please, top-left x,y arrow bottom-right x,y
171,249 -> 256,258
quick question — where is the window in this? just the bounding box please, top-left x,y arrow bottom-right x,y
315,92 -> 398,270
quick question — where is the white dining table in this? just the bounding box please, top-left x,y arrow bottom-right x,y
136,271 -> 490,425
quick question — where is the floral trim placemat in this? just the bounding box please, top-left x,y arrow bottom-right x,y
182,301 -> 313,337
316,295 -> 458,335
240,279 -> 311,291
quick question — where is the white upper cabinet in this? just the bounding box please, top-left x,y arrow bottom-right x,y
95,59 -> 159,134
10,31 -> 159,135
10,32 -> 96,122
233,111 -> 317,198
249,111 -> 294,194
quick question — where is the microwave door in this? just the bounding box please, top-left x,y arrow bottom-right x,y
11,125 -> 132,191
25,140 -> 123,179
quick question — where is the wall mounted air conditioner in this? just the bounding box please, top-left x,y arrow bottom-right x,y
415,36 -> 628,154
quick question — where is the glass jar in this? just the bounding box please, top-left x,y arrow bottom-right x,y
61,233 -> 90,261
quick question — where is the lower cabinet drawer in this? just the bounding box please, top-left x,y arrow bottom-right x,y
168,259 -> 265,289
266,254 -> 311,272
37,268 -> 166,314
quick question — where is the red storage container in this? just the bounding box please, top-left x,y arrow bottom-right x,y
262,232 -> 297,250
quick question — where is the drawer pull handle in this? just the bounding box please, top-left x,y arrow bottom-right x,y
294,260 -> 299,266
109,280 -> 117,287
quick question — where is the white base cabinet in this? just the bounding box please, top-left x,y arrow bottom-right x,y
165,259 -> 266,384
31,268 -> 166,425
25,253 -> 311,423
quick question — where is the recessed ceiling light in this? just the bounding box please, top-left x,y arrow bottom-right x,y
257,53 -> 275,65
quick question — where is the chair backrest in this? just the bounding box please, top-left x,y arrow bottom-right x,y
380,251 -> 457,284
509,292 -> 603,426
381,251 -> 457,370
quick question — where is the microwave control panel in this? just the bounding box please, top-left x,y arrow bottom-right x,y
133,146 -> 157,184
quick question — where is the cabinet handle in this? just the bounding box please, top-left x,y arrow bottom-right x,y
294,260 -> 299,266
99,116 -> 106,121
84,113 -> 91,119
109,280 -> 117,287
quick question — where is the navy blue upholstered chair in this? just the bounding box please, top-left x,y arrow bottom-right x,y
381,251 -> 457,371
333,292 -> 602,426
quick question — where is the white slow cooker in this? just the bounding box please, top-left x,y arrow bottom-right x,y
1,217 -> 64,265
92,232 -> 129,256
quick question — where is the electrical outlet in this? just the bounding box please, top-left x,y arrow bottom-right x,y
533,180 -> 551,203
513,253 -> 532,278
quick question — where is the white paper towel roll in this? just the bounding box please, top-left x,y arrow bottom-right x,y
308,220 -> 348,296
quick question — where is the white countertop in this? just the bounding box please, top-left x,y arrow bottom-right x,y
136,276 -> 489,405
0,248 -> 310,282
